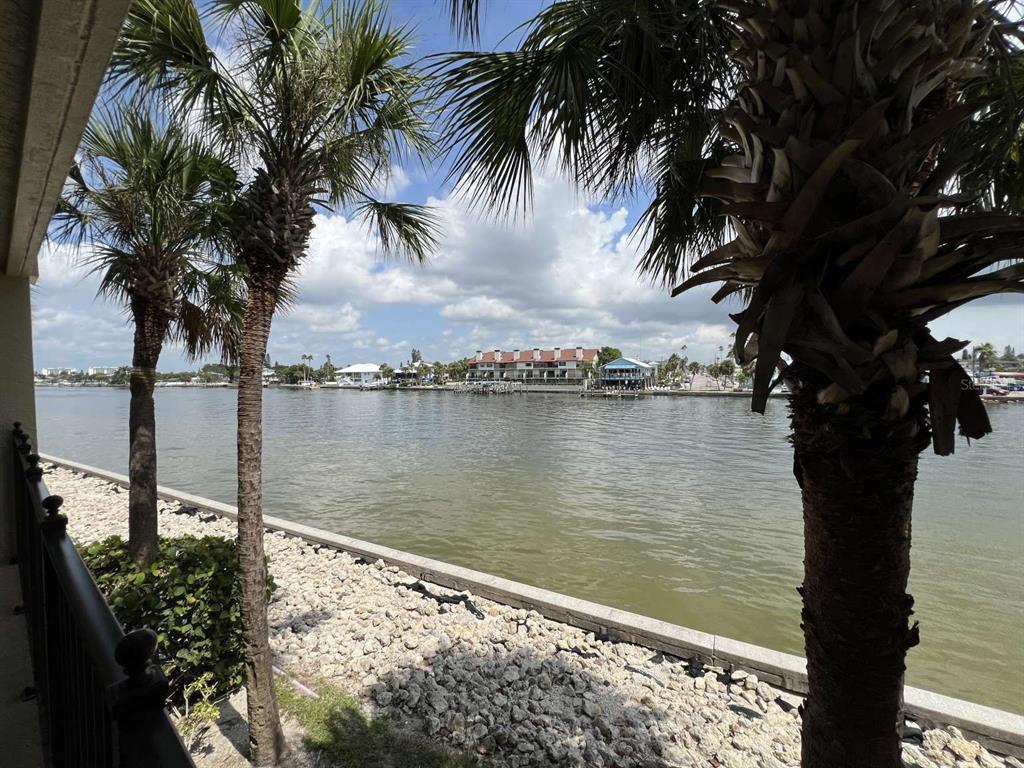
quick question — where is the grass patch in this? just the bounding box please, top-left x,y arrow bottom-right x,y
276,678 -> 485,768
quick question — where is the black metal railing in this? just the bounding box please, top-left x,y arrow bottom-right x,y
10,423 -> 196,768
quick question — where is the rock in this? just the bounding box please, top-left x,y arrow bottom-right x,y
47,465 -> 815,768
428,691 -> 449,713
613,740 -> 633,757
415,601 -> 438,617
545,742 -> 568,761
902,743 -> 939,768
405,685 -> 421,708
946,736 -> 979,762
594,717 -> 614,739
420,638 -> 441,660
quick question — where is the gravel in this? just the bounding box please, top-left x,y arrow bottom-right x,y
46,464 -> 1018,768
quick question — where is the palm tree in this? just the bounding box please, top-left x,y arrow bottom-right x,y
437,1 -> 1023,764
110,1 -> 439,761
972,341 -> 998,374
52,105 -> 242,568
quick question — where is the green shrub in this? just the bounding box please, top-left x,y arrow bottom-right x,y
82,535 -> 272,702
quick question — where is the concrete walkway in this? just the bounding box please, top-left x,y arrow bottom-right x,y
0,564 -> 43,767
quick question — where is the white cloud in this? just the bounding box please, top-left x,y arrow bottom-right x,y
291,214 -> 456,307
36,242 -> 93,288
270,170 -> 745,363
374,164 -> 411,197
285,303 -> 361,334
29,166 -> 1023,370
440,296 -> 519,321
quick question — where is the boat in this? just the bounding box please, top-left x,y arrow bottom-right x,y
335,376 -> 362,389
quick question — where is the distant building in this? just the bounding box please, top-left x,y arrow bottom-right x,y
599,357 -> 656,389
39,367 -> 80,377
262,368 -> 279,385
87,366 -> 119,376
335,363 -> 381,385
466,347 -> 598,383
393,363 -> 431,383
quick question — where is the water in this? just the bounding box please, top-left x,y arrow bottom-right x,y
35,387 -> 1024,712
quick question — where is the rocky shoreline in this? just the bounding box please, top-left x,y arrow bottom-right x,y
46,464 -> 1020,768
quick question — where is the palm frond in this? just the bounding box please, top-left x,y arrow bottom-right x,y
950,43 -> 1024,213
355,198 -> 441,264
174,259 -> 247,363
110,0 -> 440,289
52,101 -> 243,363
50,162 -> 95,247
448,0 -> 481,44
109,0 -> 252,152
433,0 -> 738,283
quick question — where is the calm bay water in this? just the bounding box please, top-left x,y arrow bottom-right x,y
35,387 -> 1024,712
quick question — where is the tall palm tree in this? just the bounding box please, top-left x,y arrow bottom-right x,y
437,1 -> 1023,764
110,1 -> 440,761
52,105 -> 243,568
973,341 -> 998,373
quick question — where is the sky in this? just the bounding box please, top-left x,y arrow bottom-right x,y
31,0 -> 1024,372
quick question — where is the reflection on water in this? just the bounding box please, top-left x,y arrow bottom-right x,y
36,387 -> 1024,712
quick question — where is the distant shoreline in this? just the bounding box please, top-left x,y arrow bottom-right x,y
34,382 -> 1024,403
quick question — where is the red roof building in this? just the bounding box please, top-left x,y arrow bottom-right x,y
466,347 -> 599,383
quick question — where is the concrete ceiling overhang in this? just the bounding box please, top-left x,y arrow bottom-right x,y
0,0 -> 132,281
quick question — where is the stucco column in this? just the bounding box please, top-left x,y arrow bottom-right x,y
0,275 -> 36,561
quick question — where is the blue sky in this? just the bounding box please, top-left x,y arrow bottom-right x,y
31,1 -> 1024,371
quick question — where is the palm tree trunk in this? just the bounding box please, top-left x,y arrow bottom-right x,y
236,282 -> 287,766
791,383 -> 923,767
128,302 -> 166,568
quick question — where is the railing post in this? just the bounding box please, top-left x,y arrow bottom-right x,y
110,629 -> 171,767
10,424 -> 26,572
39,493 -> 69,766
24,453 -> 43,481
40,494 -> 67,532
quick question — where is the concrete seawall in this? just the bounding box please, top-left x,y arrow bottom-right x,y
41,454 -> 1024,757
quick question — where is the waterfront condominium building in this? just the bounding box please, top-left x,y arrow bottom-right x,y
466,347 -> 599,383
